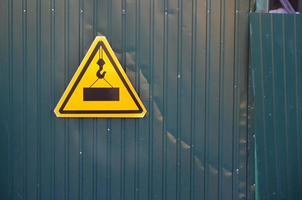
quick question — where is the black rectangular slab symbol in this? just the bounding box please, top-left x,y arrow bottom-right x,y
83,88 -> 119,101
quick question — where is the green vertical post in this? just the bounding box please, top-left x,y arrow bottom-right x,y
256,0 -> 269,12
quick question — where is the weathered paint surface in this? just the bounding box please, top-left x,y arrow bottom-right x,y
250,13 -> 302,200
0,0 -> 250,199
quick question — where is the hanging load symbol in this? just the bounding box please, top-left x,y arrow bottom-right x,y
83,47 -> 119,101
54,36 -> 146,118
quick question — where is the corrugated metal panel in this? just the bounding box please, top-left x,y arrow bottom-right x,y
250,13 -> 302,200
0,0 -> 250,199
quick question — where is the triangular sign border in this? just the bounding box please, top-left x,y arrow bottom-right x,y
54,36 -> 147,118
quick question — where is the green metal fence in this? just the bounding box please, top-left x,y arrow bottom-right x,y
250,13 -> 302,200
0,0 -> 251,199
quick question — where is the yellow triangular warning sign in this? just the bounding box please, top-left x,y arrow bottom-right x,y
54,36 -> 147,118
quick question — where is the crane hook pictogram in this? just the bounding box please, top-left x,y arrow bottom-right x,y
96,58 -> 106,79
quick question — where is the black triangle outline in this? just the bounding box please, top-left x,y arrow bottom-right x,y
59,41 -> 143,114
